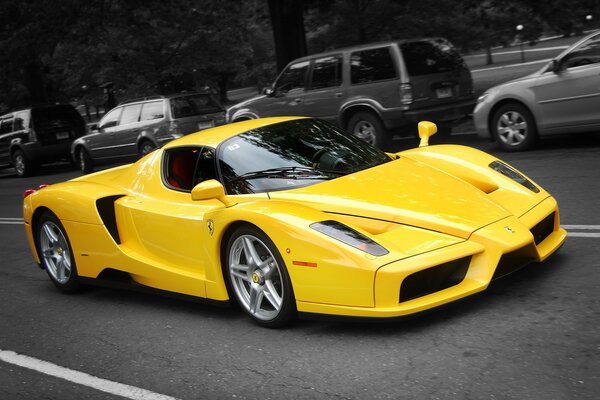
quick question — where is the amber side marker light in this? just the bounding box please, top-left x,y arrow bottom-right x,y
23,184 -> 49,199
292,261 -> 318,268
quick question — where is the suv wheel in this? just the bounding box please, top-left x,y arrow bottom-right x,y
491,103 -> 538,151
348,112 -> 388,149
77,147 -> 94,174
139,140 -> 156,157
12,149 -> 35,177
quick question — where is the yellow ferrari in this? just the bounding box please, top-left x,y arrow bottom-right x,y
23,117 -> 566,327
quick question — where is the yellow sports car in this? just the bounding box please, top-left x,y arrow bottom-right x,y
23,117 -> 566,327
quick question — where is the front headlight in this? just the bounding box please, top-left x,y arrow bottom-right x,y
489,160 -> 539,193
310,220 -> 389,256
477,92 -> 489,104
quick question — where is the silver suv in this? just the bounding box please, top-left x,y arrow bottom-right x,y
227,38 -> 475,148
72,91 -> 225,173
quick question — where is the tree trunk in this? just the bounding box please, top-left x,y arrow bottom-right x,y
268,0 -> 307,72
23,60 -> 49,104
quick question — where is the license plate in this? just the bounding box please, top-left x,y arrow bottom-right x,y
436,87 -> 453,99
198,121 -> 215,130
56,132 -> 69,140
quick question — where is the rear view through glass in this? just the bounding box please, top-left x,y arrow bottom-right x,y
31,105 -> 85,144
171,94 -> 223,118
400,39 -> 468,75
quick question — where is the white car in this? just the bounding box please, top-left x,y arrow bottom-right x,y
473,31 -> 600,151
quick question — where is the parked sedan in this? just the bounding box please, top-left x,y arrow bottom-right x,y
72,91 -> 226,173
474,31 -> 600,151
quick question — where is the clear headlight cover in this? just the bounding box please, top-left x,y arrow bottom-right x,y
310,221 -> 389,256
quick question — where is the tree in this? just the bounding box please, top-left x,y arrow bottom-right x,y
267,0 -> 307,72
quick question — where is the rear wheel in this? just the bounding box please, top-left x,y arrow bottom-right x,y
77,147 -> 94,174
12,149 -> 35,177
225,225 -> 296,328
347,111 -> 388,149
138,139 -> 156,157
35,211 -> 81,293
491,103 -> 538,151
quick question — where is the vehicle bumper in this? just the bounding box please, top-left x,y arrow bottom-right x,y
19,142 -> 72,163
473,101 -> 493,139
383,97 -> 476,129
296,198 -> 566,319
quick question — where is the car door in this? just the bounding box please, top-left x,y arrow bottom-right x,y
113,103 -> 143,158
114,147 -> 220,296
534,32 -> 600,132
302,55 -> 344,123
86,106 -> 123,161
262,60 -> 309,116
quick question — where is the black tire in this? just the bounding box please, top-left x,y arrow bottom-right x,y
77,147 -> 94,174
491,103 -> 538,151
138,139 -> 156,157
35,211 -> 82,293
12,149 -> 35,177
224,225 -> 296,328
347,111 -> 389,149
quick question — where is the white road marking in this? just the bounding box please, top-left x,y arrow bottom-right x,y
563,225 -> 600,230
472,58 -> 552,73
0,217 -> 24,225
568,232 -> 600,238
0,349 -> 180,400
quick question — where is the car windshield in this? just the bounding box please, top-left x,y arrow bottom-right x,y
218,118 -> 391,194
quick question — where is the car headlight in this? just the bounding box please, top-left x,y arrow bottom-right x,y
477,92 -> 489,104
489,160 -> 539,193
310,220 -> 389,256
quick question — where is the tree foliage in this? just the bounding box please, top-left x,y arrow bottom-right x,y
0,0 -> 597,113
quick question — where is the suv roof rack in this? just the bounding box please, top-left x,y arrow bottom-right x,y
119,95 -> 165,105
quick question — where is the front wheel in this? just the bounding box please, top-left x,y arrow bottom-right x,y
225,226 -> 296,328
12,149 -> 35,177
491,103 -> 538,151
35,211 -> 81,293
77,147 -> 94,174
347,112 -> 388,149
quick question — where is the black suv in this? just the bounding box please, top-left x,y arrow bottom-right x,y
0,104 -> 86,177
227,38 -> 475,148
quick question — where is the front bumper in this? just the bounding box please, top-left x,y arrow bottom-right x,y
296,197 -> 566,318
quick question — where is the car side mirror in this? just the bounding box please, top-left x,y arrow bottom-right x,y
89,124 -> 99,133
262,87 -> 274,96
550,59 -> 562,73
191,179 -> 234,207
418,121 -> 437,147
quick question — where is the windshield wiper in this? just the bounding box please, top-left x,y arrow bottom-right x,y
231,166 -> 333,182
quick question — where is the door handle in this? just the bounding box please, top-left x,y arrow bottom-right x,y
335,92 -> 343,98
292,98 -> 302,105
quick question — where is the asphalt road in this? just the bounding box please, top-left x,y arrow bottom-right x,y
0,130 -> 599,400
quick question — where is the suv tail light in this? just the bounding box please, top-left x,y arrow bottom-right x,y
399,83 -> 413,105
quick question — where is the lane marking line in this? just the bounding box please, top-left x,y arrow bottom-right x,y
568,232 -> 600,238
0,349 -> 180,400
563,225 -> 600,230
472,58 -> 551,73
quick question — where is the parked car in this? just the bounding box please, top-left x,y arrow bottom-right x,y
0,104 -> 86,177
473,31 -> 600,151
72,91 -> 226,173
227,38 -> 475,148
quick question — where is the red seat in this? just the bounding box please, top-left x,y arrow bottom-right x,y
168,151 -> 197,189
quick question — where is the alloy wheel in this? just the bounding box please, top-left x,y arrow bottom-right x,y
39,221 -> 72,284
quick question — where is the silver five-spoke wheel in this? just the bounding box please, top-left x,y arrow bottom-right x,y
496,111 -> 527,146
226,226 -> 296,327
36,211 -> 81,293
491,103 -> 537,151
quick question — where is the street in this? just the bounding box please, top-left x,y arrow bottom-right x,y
1,130 -> 599,400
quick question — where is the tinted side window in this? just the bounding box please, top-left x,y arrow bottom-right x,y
120,104 -> 142,125
400,39 -> 467,76
350,47 -> 397,84
275,61 -> 309,92
170,94 -> 222,118
100,107 -> 122,129
140,101 -> 164,121
562,34 -> 600,69
310,56 -> 342,89
0,118 -> 14,134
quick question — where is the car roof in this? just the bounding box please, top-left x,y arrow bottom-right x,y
290,37 -> 448,62
163,116 -> 308,149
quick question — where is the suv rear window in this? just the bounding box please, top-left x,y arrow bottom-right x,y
170,94 -> 223,118
400,39 -> 467,76
350,47 -> 397,84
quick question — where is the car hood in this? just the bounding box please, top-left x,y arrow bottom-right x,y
269,157 -> 511,239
